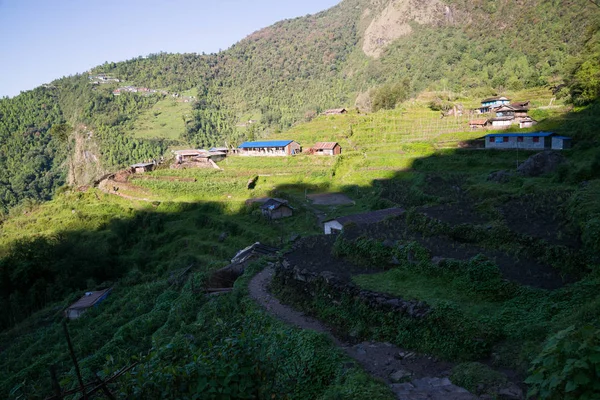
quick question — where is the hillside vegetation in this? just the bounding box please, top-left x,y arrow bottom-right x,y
2,0 -> 599,212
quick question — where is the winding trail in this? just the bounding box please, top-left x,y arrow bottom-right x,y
249,267 -> 478,400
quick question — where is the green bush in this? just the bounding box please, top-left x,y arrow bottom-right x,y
450,362 -> 508,395
526,325 -> 600,399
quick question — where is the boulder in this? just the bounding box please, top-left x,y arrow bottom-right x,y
487,170 -> 512,183
389,369 -> 412,382
517,151 -> 566,177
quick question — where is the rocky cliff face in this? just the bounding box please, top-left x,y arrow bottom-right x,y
67,125 -> 106,186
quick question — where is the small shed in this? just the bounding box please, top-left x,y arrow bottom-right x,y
323,208 -> 405,235
209,147 -> 230,154
551,136 -> 572,150
469,119 -> 489,129
207,151 -> 227,162
65,288 -> 112,320
519,117 -> 538,129
131,162 -> 155,173
312,142 -> 342,155
260,198 -> 293,220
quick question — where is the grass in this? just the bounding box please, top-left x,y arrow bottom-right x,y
1,88 -> 599,398
131,89 -> 197,140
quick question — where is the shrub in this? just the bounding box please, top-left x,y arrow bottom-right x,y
526,325 -> 600,399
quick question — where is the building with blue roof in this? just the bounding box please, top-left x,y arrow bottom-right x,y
484,132 -> 571,150
238,140 -> 301,156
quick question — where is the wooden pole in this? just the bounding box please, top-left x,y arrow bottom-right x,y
62,322 -> 87,399
49,365 -> 62,399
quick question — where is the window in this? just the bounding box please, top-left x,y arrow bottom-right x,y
490,137 -> 495,143
533,137 -> 540,143
503,137 -> 509,143
517,137 -> 524,142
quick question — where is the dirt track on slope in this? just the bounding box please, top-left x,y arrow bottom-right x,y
248,267 -> 479,400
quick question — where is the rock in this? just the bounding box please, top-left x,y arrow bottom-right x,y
487,170 -> 512,183
517,151 -> 566,177
431,256 -> 446,266
218,232 -> 228,242
289,234 -> 300,243
497,383 -> 524,399
389,369 -> 412,382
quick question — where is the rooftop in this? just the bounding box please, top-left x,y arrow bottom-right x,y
131,162 -> 154,168
313,142 -> 339,150
485,131 -> 558,138
482,96 -> 510,103
327,207 -> 405,226
239,140 -> 294,149
67,288 -> 112,310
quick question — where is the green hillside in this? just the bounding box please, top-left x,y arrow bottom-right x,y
2,0 -> 600,398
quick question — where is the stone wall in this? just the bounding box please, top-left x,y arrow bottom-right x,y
274,259 -> 431,319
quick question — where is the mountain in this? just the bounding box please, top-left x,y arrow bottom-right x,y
1,0 -> 599,212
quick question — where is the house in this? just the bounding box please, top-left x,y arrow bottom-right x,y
478,96 -> 510,113
206,151 -> 227,162
490,116 -> 514,128
323,208 -> 405,235
65,288 -> 112,320
260,198 -> 293,220
551,136 -> 573,150
174,149 -> 205,162
131,162 -> 155,173
209,147 -> 230,154
494,105 -> 516,118
312,142 -> 342,155
323,108 -> 347,115
484,132 -> 571,150
469,119 -> 489,129
238,140 -> 301,156
519,117 -> 538,129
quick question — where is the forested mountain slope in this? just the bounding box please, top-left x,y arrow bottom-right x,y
1,0 -> 599,212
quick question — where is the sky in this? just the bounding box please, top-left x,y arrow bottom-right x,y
0,0 -> 340,98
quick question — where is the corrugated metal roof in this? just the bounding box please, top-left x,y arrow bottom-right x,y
469,119 -> 488,125
67,288 -> 112,310
482,96 -> 509,103
131,162 -> 154,168
485,132 -> 556,138
326,207 -> 404,226
174,149 -> 204,156
313,142 -> 339,150
238,140 -> 294,148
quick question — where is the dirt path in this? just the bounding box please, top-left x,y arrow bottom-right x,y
249,267 -> 478,400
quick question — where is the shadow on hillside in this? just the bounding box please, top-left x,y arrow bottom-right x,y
4,99 -> 599,331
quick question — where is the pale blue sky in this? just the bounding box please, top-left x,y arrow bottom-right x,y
0,0 -> 340,97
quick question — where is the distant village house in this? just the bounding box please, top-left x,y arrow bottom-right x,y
131,162 -> 155,173
65,288 -> 112,320
311,142 -> 342,155
260,198 -> 293,220
484,132 -> 571,150
469,119 -> 489,129
238,140 -> 301,156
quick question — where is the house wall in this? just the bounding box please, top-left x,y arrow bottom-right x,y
491,120 -> 513,128
271,206 -> 293,219
65,308 -> 84,320
324,220 -> 344,235
240,148 -> 288,156
285,142 -> 302,155
333,145 -> 341,155
485,136 -> 547,150
551,138 -> 572,150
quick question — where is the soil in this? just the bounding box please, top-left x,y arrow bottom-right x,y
342,218 -> 566,290
499,194 -> 580,248
420,202 -> 489,226
249,267 -> 480,400
284,235 -> 383,282
307,192 -> 355,206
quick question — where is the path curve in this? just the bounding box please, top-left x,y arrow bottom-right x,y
249,266 -> 478,400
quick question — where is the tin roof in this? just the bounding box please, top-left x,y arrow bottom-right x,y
260,198 -> 291,211
313,142 -> 339,150
67,288 -> 112,310
485,132 -> 557,138
238,140 -> 294,148
326,207 -> 404,226
482,96 -> 510,103
469,119 -> 488,125
174,149 -> 205,156
131,162 -> 154,168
